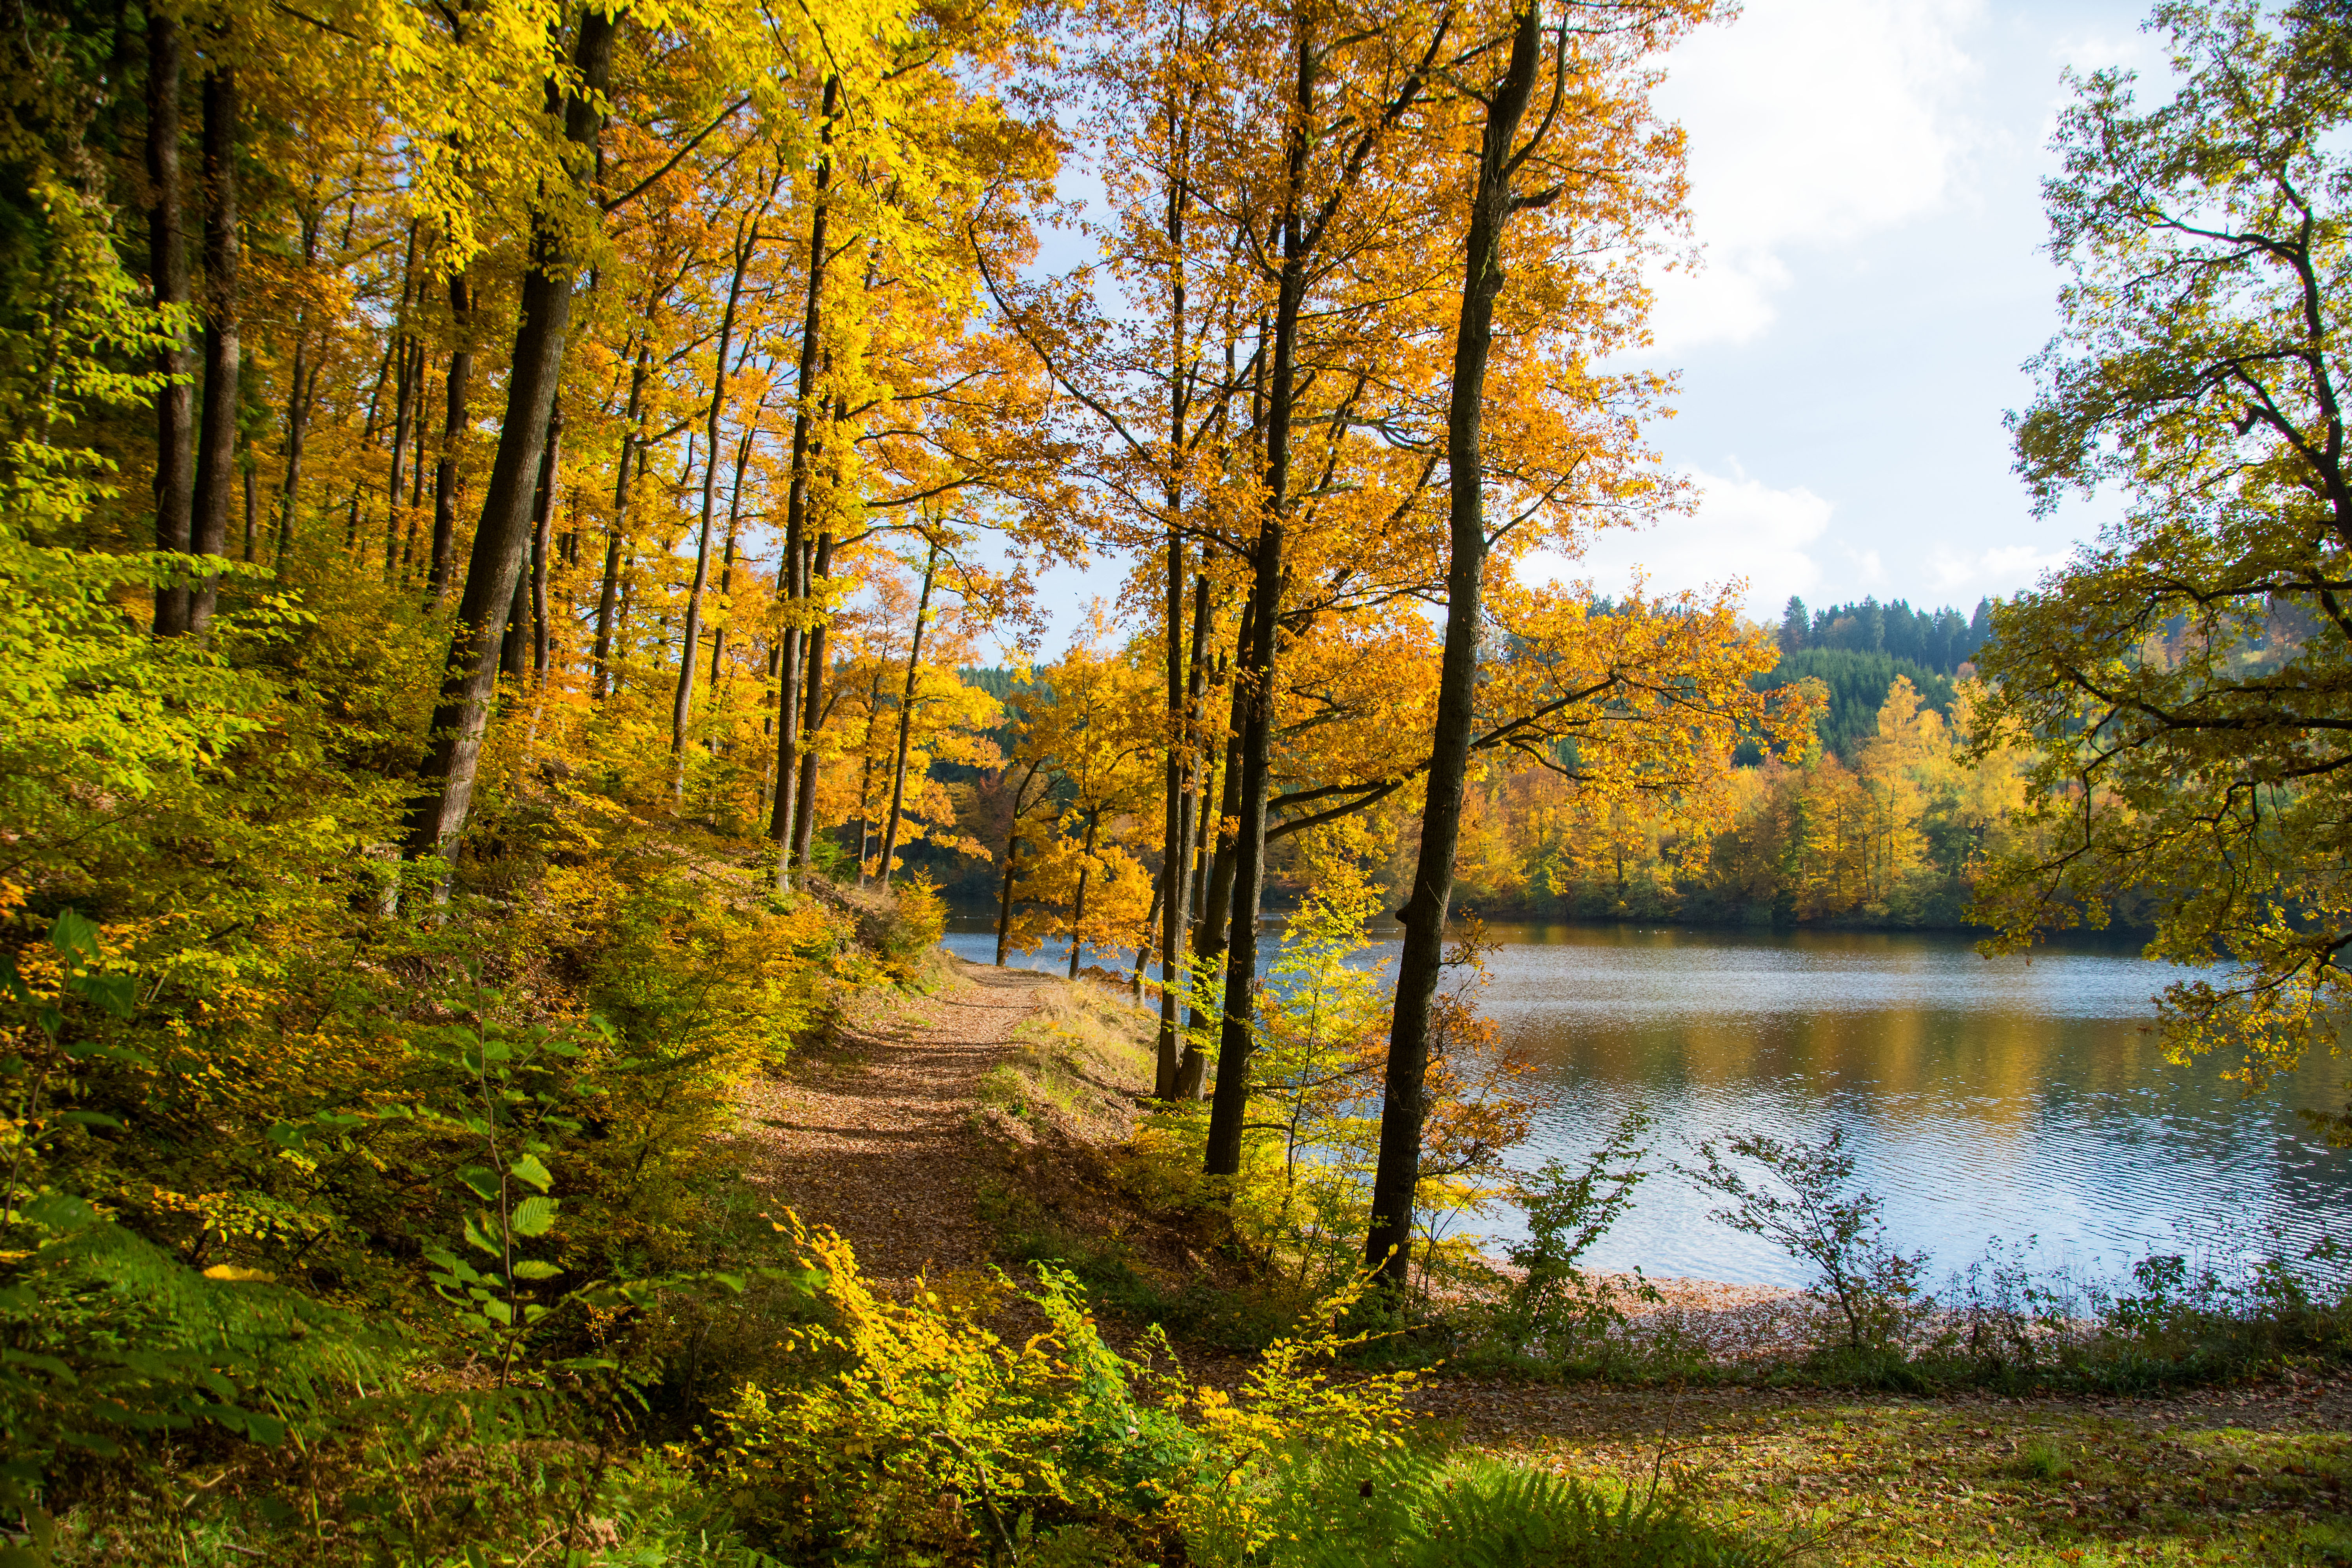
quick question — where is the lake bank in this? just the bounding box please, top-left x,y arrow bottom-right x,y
946,918 -> 2352,1291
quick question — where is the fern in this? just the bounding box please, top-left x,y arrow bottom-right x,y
1260,1451 -> 1774,1568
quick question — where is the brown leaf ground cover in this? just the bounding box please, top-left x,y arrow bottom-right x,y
733,963 -> 2352,1566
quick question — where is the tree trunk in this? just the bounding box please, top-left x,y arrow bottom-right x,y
530,414 -> 557,679
147,10 -> 193,636
428,269 -> 472,604
381,230 -> 419,582
671,222 -> 755,787
1364,0 -> 1545,1290
1131,864 -> 1165,998
1156,123 -> 1194,1094
710,417 -> 757,683
1203,10 -> 1326,1177
789,521 -> 836,871
995,764 -> 1037,966
1169,573 -> 1219,1100
187,58 -> 238,635
768,74 -> 839,889
403,9 -> 616,869
274,203 -> 321,579
1067,811 -> 1102,980
1186,613 -> 1250,1098
878,541 -> 939,886
593,346 -> 650,695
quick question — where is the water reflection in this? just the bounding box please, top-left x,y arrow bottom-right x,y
940,918 -> 2352,1287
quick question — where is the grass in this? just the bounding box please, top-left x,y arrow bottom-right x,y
1483,1388 -> 2352,1566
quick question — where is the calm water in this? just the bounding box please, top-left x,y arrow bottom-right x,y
940,917 -> 2352,1287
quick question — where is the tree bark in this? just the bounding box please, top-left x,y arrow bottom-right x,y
768,74 -> 839,889
429,269 -> 472,604
381,228 -> 419,582
1068,810 -> 1101,980
147,10 -> 193,635
1364,0 -> 1546,1290
1205,19 -> 1316,1176
1157,110 -> 1195,1094
530,414 -> 557,679
1169,571 -> 1218,1098
188,57 -> 238,635
710,415 -> 759,684
593,345 -> 650,695
789,521 -> 836,871
404,9 -> 617,869
878,541 -> 939,886
672,220 -> 756,787
994,763 -> 1039,965
274,202 -> 321,578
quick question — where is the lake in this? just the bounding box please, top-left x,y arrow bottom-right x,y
939,917 -> 2352,1289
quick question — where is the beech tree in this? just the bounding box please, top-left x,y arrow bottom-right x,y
1361,0 -> 1713,1286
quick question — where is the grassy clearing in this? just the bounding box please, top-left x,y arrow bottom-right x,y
1471,1387 -> 2352,1566
963,976 -> 2352,1567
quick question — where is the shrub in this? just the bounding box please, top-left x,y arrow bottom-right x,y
1678,1126 -> 1928,1356
716,1222 -> 1200,1561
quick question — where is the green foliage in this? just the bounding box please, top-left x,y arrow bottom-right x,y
1976,0 -> 2352,1085
1755,647 -> 1956,762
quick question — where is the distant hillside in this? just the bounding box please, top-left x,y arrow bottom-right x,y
1755,648 -> 1958,761
1776,594 -> 1993,674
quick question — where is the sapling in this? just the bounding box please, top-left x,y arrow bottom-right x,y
1679,1125 -> 1928,1352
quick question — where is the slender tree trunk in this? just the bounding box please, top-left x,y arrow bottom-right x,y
1203,13 -> 1323,1178
1156,103 -> 1195,1094
273,204 -> 320,579
672,223 -> 756,786
1364,0 -> 1545,1289
995,766 -> 1036,965
530,415 -> 557,679
187,58 -> 238,634
710,406 -> 760,684
404,9 -> 617,869
594,346 -> 650,695
429,270 -> 472,604
769,75 -> 839,891
380,228 -> 419,581
147,11 -> 194,635
1068,811 -> 1101,980
789,522 -> 836,871
995,824 -> 1020,966
1170,572 -> 1218,1098
1187,613 -> 1250,1087
878,541 -> 939,886
1131,864 -> 1165,998
241,465 -> 256,561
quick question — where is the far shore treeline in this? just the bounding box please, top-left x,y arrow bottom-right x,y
932,596 -> 2134,936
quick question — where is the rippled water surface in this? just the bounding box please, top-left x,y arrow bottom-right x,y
942,918 -> 2352,1287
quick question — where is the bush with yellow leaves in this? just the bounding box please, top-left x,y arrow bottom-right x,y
715,1218 -> 1420,1564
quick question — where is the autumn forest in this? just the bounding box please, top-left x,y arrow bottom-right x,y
8,0 -> 2352,1559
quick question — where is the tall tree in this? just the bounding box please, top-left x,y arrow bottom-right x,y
1363,0 -> 1706,1285
147,10 -> 193,635
1975,0 -> 2352,1114
403,7 -> 618,870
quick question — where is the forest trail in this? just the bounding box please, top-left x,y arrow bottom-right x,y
735,957 -> 1051,1294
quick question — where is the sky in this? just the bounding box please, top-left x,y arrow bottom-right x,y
1542,0 -> 2160,619
1004,0 -> 2167,655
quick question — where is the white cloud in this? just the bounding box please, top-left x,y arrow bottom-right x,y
1532,467 -> 1832,615
1649,0 -> 1984,350
1926,541 -> 2072,597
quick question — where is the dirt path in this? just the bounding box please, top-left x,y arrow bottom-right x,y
735,958 -> 1050,1294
